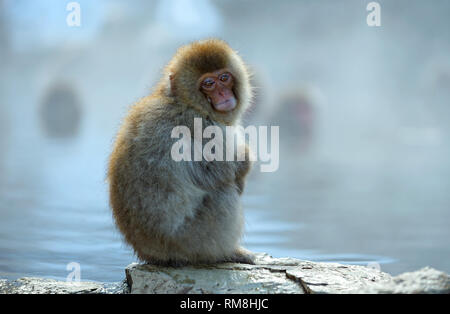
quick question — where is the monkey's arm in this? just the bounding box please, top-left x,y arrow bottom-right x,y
187,160 -> 238,191
187,144 -> 252,194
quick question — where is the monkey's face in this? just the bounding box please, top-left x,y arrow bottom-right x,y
198,69 -> 237,112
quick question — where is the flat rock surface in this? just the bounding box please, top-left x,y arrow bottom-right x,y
1,253 -> 449,294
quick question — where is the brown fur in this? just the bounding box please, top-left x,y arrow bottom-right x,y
107,39 -> 254,265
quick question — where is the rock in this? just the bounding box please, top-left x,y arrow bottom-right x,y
125,257 -> 304,294
1,253 -> 449,294
0,277 -> 127,294
125,253 -> 393,294
359,267 -> 450,294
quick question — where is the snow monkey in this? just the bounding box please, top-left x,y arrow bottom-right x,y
107,39 -> 255,266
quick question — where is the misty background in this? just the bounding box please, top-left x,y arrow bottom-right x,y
0,0 -> 449,282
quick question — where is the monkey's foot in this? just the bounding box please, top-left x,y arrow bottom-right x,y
226,248 -> 255,265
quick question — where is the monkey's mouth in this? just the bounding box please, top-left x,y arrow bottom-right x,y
212,98 -> 237,112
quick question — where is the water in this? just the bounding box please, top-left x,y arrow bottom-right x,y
0,122 -> 448,282
1,0 -> 450,283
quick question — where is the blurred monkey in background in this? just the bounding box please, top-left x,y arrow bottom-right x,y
271,89 -> 316,153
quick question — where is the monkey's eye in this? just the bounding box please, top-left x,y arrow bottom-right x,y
202,78 -> 215,90
219,73 -> 231,82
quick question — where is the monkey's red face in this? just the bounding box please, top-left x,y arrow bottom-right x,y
198,69 -> 237,112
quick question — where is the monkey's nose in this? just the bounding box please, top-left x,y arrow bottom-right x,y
216,85 -> 228,97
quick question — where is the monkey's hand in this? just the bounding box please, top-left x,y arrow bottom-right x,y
235,171 -> 247,195
235,145 -> 253,194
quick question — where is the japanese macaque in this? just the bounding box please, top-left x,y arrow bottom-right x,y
107,39 -> 255,266
271,90 -> 316,152
40,84 -> 82,139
